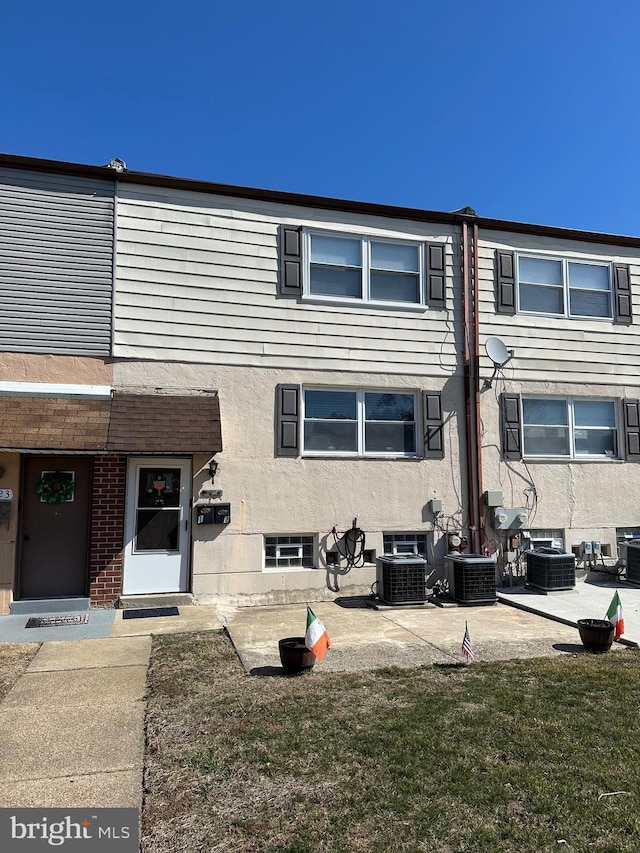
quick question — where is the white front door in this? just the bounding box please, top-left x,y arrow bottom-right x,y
123,457 -> 191,595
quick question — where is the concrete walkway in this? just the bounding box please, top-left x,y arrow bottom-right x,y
225,594 -> 614,674
498,572 -> 640,646
0,636 -> 150,808
0,606 -> 226,809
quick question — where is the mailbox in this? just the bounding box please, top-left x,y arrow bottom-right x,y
212,503 -> 231,525
196,506 -> 214,525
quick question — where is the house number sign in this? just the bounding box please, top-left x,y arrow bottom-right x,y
0,489 -> 13,500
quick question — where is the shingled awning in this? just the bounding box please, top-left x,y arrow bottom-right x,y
0,392 -> 222,454
107,393 -> 221,453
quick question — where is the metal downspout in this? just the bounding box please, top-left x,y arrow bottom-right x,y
461,220 -> 482,554
473,223 -> 485,553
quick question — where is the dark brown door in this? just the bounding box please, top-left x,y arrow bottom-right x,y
19,457 -> 91,599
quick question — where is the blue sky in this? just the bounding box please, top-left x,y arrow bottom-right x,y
2,1 -> 639,234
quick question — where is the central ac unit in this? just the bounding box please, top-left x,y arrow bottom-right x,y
626,541 -> 640,584
376,556 -> 427,605
525,550 -> 575,591
444,554 -> 497,604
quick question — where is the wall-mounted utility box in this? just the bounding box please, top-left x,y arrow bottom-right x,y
484,490 -> 504,507
212,503 -> 231,525
429,498 -> 443,514
492,507 -> 529,530
196,506 -> 214,525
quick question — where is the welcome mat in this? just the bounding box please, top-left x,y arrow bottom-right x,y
26,614 -> 90,629
122,606 -> 180,620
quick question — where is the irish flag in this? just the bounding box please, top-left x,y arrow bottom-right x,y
305,606 -> 331,661
605,591 -> 624,641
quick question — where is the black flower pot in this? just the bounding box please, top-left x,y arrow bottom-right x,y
577,619 -> 615,653
278,637 -> 316,674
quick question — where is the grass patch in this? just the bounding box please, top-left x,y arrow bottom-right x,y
0,643 -> 40,701
143,631 -> 640,852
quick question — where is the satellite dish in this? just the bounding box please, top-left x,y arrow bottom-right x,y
482,337 -> 513,390
485,337 -> 511,367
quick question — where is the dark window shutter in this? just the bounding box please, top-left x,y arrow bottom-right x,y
614,264 -> 632,325
623,399 -> 640,461
279,226 -> 302,297
422,392 -> 444,459
426,243 -> 446,308
496,251 -> 516,315
500,393 -> 522,460
275,384 -> 300,457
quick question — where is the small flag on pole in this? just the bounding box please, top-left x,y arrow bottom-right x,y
605,591 -> 624,641
305,606 -> 331,662
462,621 -> 475,662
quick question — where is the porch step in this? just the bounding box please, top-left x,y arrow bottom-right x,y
10,597 -> 91,615
117,593 -> 194,610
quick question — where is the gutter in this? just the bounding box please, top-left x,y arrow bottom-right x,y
2,151 -> 640,249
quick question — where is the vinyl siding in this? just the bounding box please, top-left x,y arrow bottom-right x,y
478,230 -> 640,386
114,184 -> 463,376
0,168 -> 114,356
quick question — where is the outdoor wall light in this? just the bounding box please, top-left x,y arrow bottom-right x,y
208,458 -> 219,481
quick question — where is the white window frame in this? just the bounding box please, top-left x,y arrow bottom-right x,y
264,535 -> 315,571
383,532 -> 429,558
302,228 -> 426,309
524,529 -> 565,551
516,254 -> 613,320
302,387 -> 419,458
522,396 -> 619,460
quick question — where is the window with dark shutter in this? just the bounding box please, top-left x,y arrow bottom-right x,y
275,384 -> 300,457
426,243 -> 446,308
614,264 -> 633,325
500,393 -> 522,460
623,399 -> 640,461
496,251 -> 516,315
278,226 -> 302,297
422,392 -> 444,459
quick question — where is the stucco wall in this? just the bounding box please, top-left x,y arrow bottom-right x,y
0,453 -> 20,613
480,379 -> 640,558
0,353 -> 112,385
116,362 -> 468,604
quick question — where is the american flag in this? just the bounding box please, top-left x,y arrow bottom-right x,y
462,621 -> 475,662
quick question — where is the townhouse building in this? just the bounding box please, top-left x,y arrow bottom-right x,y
0,153 -> 638,614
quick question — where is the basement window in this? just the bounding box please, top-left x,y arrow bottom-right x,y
524,529 -> 564,551
264,535 -> 314,570
383,532 -> 428,558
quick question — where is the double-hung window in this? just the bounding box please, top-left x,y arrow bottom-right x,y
303,389 -> 417,456
518,256 -> 612,319
306,231 -> 423,306
522,398 -> 618,459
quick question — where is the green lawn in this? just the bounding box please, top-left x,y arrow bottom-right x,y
142,632 -> 640,853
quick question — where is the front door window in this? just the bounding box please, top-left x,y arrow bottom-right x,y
135,468 -> 182,552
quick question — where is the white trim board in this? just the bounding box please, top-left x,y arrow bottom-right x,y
0,382 -> 112,398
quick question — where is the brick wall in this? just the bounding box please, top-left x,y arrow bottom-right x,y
89,455 -> 127,606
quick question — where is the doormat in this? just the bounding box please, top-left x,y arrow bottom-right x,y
25,614 -> 90,629
122,606 -> 180,620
